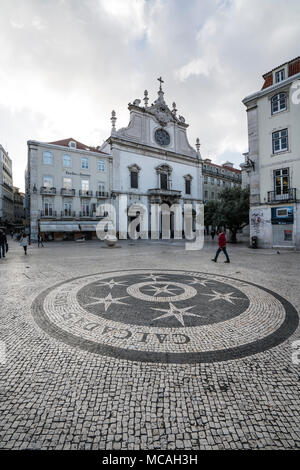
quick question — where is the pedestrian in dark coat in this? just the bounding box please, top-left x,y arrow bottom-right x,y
0,230 -> 7,258
212,229 -> 230,263
38,234 -> 44,247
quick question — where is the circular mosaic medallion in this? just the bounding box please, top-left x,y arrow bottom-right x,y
31,270 -> 299,364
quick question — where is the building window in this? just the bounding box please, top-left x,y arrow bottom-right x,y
81,157 -> 89,169
69,141 -> 76,149
81,202 -> 90,216
185,180 -> 191,195
130,171 -> 138,189
217,179 -> 221,186
64,202 -> 72,216
43,176 -> 53,188
204,190 -> 208,199
275,69 -> 285,83
97,160 -> 105,171
63,154 -> 72,168
156,164 -> 172,190
211,192 -> 215,200
81,179 -> 89,192
272,129 -> 288,153
204,176 -> 208,184
274,168 -> 289,195
44,201 -> 54,216
43,151 -> 53,165
184,174 -> 192,195
211,178 -> 214,185
160,173 -> 168,190
271,93 -> 287,114
98,182 -> 105,193
63,177 -> 72,190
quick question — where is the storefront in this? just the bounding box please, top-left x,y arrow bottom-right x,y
39,221 -> 100,241
271,206 -> 295,248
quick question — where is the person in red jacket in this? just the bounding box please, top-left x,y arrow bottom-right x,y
212,229 -> 230,263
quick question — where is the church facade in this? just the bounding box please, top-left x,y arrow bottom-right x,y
100,79 -> 203,238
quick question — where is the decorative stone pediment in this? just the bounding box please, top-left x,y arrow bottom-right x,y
184,174 -> 193,181
109,78 -> 198,159
128,163 -> 141,173
155,164 -> 172,175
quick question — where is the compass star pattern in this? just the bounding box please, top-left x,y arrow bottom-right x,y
188,278 -> 216,287
77,271 -> 250,327
141,274 -> 166,283
84,293 -> 129,311
201,290 -> 246,304
143,284 -> 182,297
96,279 -> 127,289
151,303 -> 204,326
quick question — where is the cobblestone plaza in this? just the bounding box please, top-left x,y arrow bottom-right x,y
0,239 -> 299,450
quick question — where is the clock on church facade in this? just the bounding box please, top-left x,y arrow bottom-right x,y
154,128 -> 170,146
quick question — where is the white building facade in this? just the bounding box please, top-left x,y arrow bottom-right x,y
100,80 -> 203,238
26,138 -> 111,241
243,57 -> 300,249
0,144 -> 14,229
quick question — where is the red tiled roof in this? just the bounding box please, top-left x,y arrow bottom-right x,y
47,138 -> 108,154
262,56 -> 300,90
262,56 -> 300,78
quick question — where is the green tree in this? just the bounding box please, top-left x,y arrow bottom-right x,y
204,187 -> 250,243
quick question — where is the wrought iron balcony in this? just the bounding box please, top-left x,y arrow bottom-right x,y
40,210 -> 57,218
79,190 -> 93,197
148,188 -> 181,197
79,211 -> 91,217
60,210 -> 76,218
267,188 -> 296,203
96,191 -> 109,198
61,188 -> 75,196
40,186 -> 56,195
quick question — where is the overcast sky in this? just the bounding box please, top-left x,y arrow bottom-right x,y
1,0 -> 300,190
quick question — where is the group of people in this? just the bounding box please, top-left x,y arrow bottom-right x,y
0,231 -> 30,257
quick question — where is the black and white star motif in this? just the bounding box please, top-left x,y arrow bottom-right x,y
143,284 -> 182,297
151,303 -> 203,326
188,278 -> 215,287
84,293 -> 129,311
96,279 -> 127,290
201,290 -> 245,304
141,274 -> 166,283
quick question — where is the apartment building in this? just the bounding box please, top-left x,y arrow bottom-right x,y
243,56 -> 300,249
202,159 -> 242,203
26,138 -> 111,241
0,144 -> 14,229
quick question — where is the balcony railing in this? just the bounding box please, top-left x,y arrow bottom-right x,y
61,188 -> 75,196
96,191 -> 109,198
40,186 -> 56,195
60,210 -> 76,218
79,190 -> 93,197
40,210 -> 57,218
267,188 -> 296,203
148,188 -> 182,197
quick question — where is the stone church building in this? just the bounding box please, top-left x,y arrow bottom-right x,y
100,78 -> 203,238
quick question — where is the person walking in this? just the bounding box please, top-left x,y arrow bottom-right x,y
38,233 -> 44,247
211,229 -> 216,240
212,228 -> 230,263
0,230 -> 7,259
19,233 -> 28,255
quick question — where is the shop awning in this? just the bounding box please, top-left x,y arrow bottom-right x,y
40,222 -> 81,232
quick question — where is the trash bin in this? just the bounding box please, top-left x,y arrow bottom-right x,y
251,236 -> 258,248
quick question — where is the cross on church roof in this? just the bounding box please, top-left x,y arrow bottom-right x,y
157,76 -> 164,90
